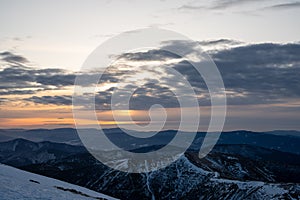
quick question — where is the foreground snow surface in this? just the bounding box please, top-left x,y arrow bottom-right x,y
0,164 -> 118,200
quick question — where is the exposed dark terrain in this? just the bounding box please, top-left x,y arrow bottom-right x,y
0,129 -> 300,199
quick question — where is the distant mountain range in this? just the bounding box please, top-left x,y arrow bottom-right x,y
0,128 -> 82,145
0,128 -> 299,154
0,128 -> 300,199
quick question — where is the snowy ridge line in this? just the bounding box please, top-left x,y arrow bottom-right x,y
0,164 -> 118,200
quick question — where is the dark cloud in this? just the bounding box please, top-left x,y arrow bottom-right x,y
108,40 -> 300,107
178,5 -> 205,11
2,41 -> 300,110
118,40 -> 241,60
119,49 -> 181,61
35,74 -> 76,86
212,43 -> 300,67
198,39 -> 242,46
93,83 -> 180,110
129,82 -> 180,110
210,0 -> 261,9
178,0 -> 300,11
0,90 -> 37,95
25,95 -> 72,105
75,81 -> 181,111
264,2 -> 300,10
72,91 -> 114,110
212,43 -> 300,98
0,62 -> 76,95
0,66 -> 38,95
172,41 -> 300,105
0,98 -> 7,104
178,0 -> 262,11
0,51 -> 28,64
95,91 -> 113,110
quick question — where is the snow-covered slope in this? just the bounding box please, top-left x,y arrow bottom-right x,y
0,164 -> 118,200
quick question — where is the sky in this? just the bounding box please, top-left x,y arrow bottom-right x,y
0,0 -> 300,131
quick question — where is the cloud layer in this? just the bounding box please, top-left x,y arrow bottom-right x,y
178,0 -> 300,11
1,40 -> 300,110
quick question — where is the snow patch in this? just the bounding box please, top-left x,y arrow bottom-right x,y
0,164 -> 118,200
